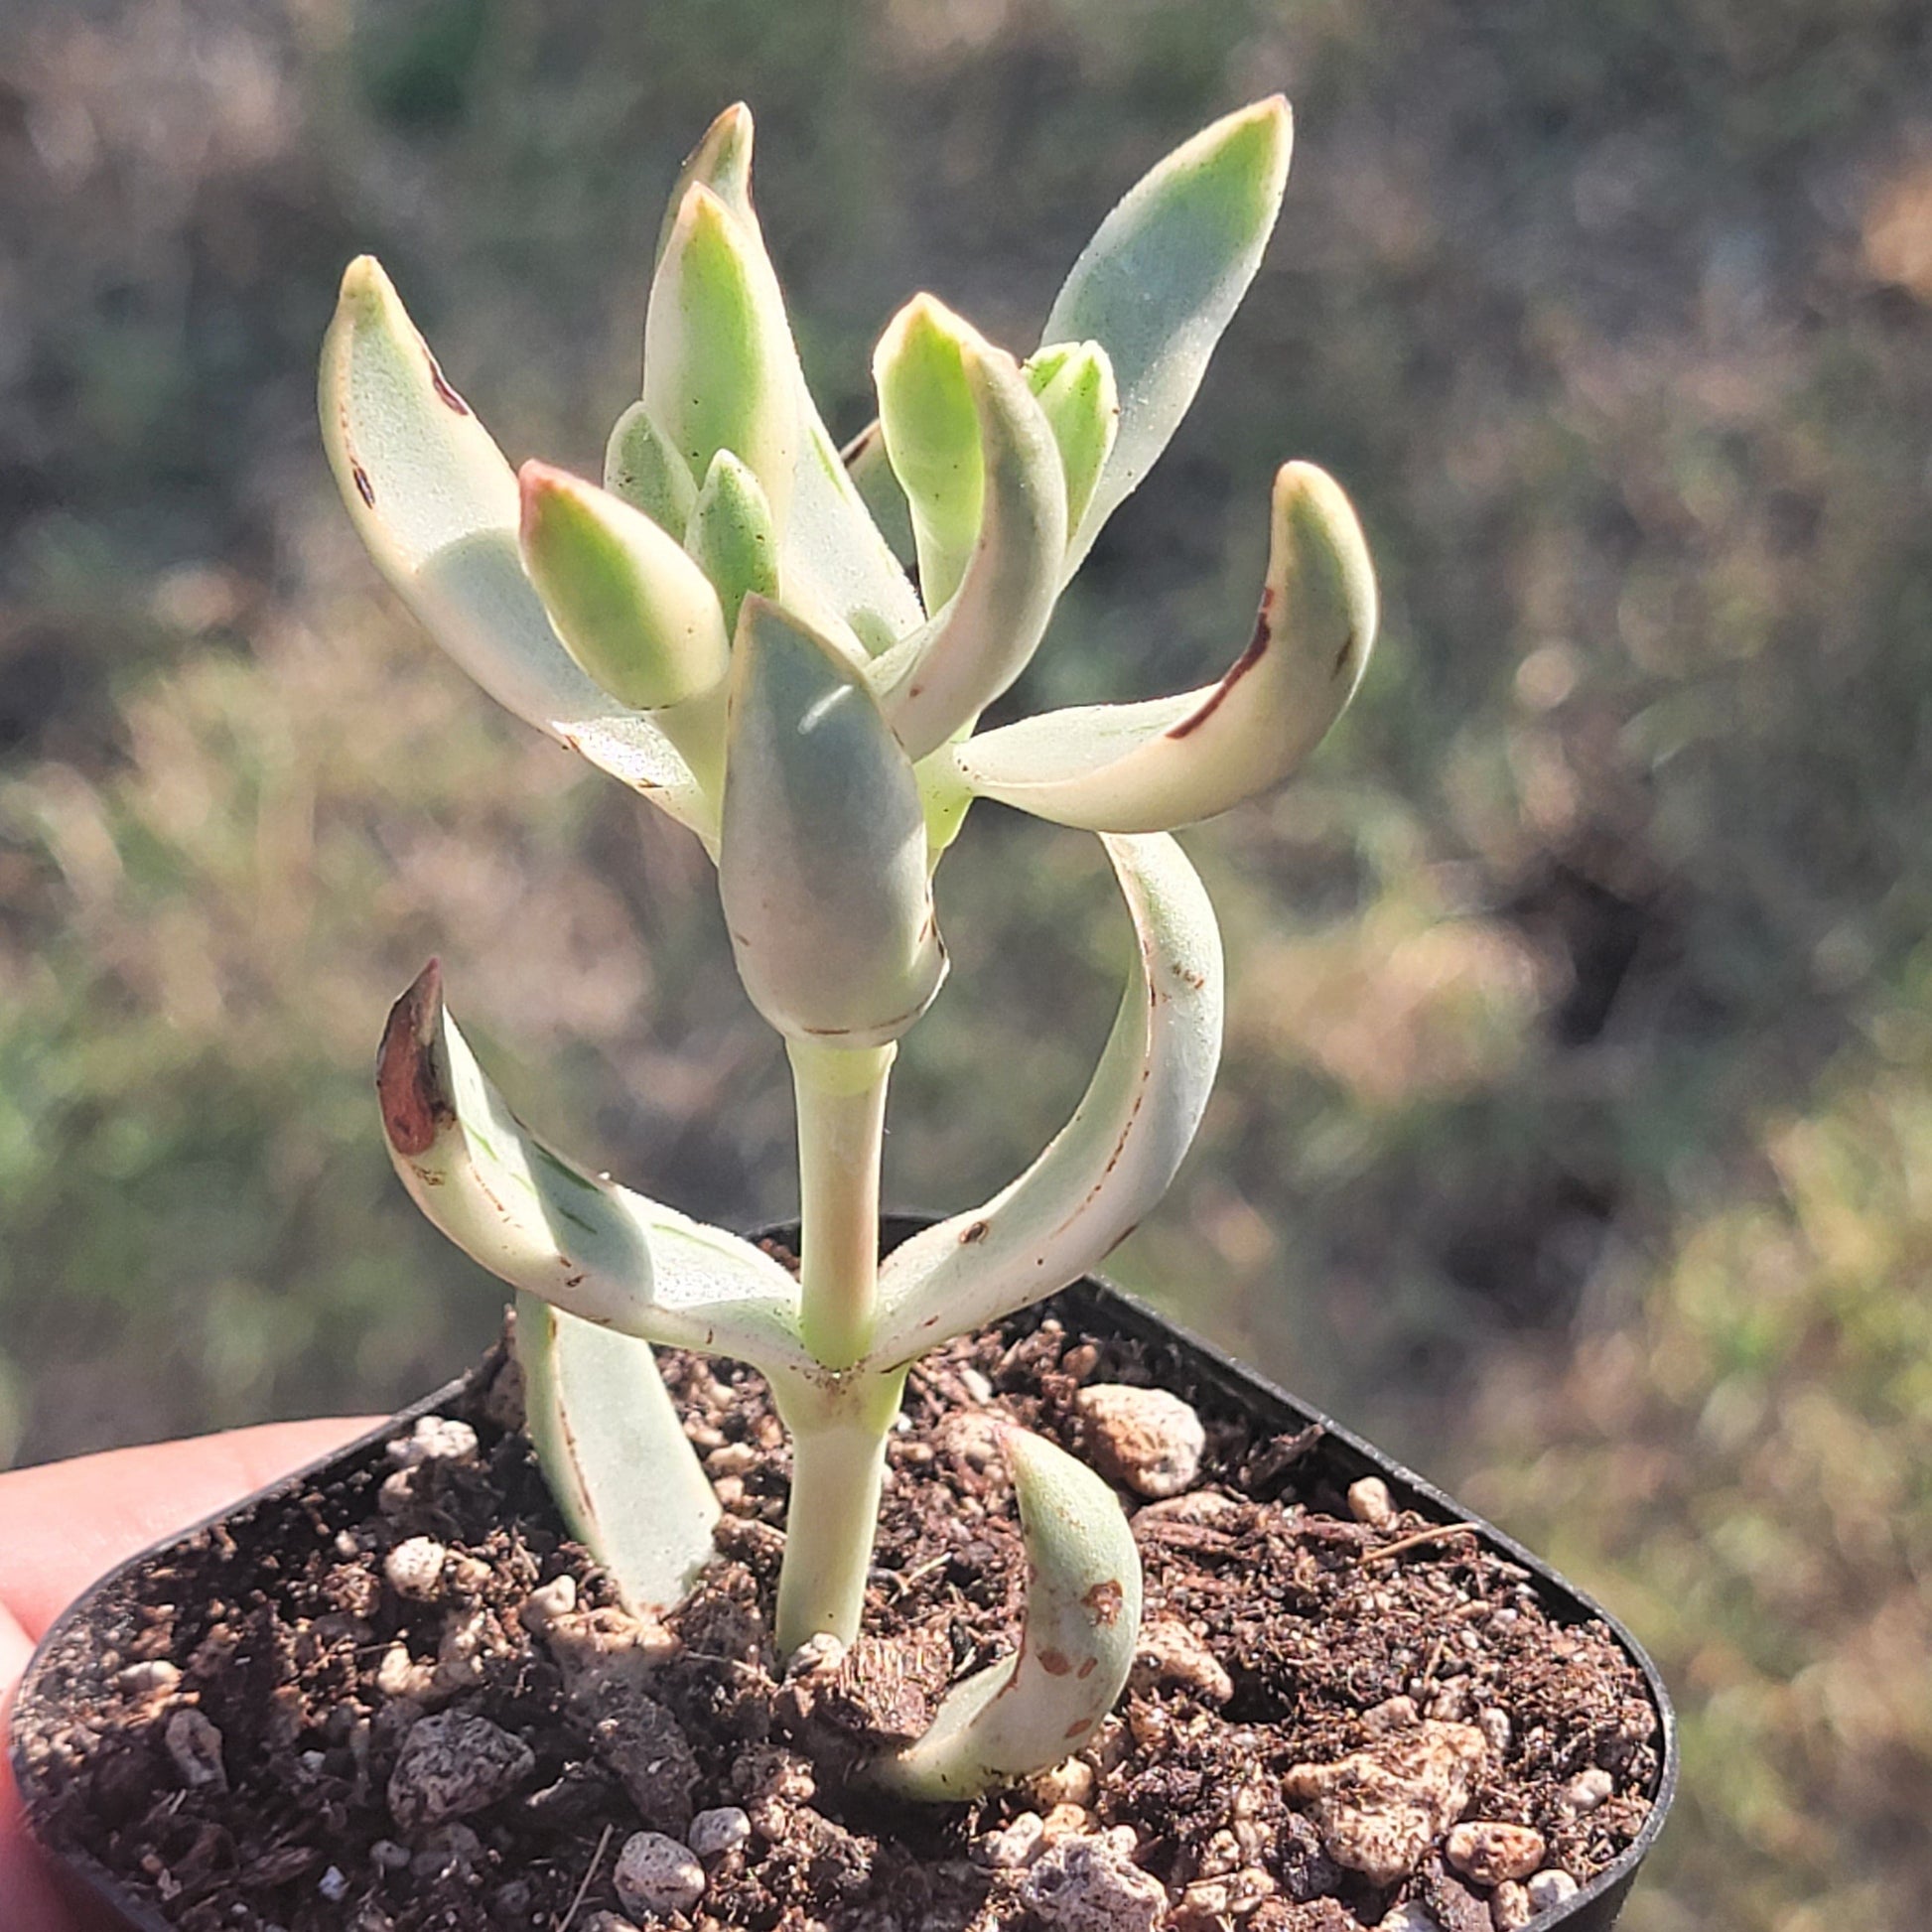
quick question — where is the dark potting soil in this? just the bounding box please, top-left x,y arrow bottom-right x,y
17,1301 -> 1659,1932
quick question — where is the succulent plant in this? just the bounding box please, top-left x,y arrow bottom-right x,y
325,95 -> 1375,1800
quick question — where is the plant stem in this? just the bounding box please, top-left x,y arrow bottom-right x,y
771,1367 -> 906,1649
788,1037 -> 895,1372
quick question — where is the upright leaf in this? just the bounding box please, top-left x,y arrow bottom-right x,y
686,449 -> 781,632
954,462 -> 1376,831
1043,97 -> 1293,566
604,401 -> 699,535
651,102 -> 923,655
645,185 -> 798,531
873,320 -> 1068,763
1026,341 -> 1119,547
718,598 -> 947,1048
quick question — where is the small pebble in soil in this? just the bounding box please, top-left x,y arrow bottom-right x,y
689,1805 -> 753,1862
1380,1905 -> 1446,1932
1130,1617 -> 1234,1704
614,1830 -> 706,1919
386,1711 -> 535,1831
581,1916 -> 641,1932
1024,1755 -> 1098,1809
974,1811 -> 1045,1868
115,1660 -> 181,1700
1284,1720 -> 1488,1886
163,1707 -> 226,1791
1527,1866 -> 1581,1910
382,1536 -> 447,1601
1477,1706 -> 1513,1755
1021,1834 -> 1166,1932
1446,1820 -> 1547,1884
1074,1384 -> 1205,1497
1347,1474 -> 1397,1527
1557,1766 -> 1614,1816
317,1865 -> 348,1902
1491,1878 -> 1535,1930
517,1573 -> 577,1632
387,1415 -> 480,1466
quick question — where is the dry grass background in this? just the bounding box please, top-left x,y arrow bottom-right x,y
3,2 -> 1931,1926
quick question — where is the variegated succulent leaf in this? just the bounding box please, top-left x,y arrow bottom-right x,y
516,1295 -> 721,1614
870,304 -> 1068,763
658,101 -> 923,658
953,462 -> 1376,832
718,596 -> 947,1049
604,400 -> 699,535
1044,97 -> 1293,569
1024,341 -> 1119,551
375,961 -> 812,1376
687,448 -> 781,633
871,832 -> 1223,1367
320,257 -> 713,839
516,461 -> 731,715
871,1426 -> 1142,1798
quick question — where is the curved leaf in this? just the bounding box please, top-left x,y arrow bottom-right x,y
872,1427 -> 1142,1798
873,316 -> 1068,763
319,256 -> 711,838
954,462 -> 1375,832
1043,97 -> 1293,567
516,1295 -> 721,1613
870,833 -> 1221,1366
376,960 -> 810,1375
718,598 -> 947,1048
654,103 -> 922,657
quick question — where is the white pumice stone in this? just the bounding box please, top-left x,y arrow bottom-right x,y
1558,1767 -> 1614,1816
164,1708 -> 227,1791
388,1415 -> 480,1466
614,1831 -> 706,1919
1527,1867 -> 1581,1909
688,1805 -> 753,1861
383,1536 -> 447,1600
518,1573 -> 578,1632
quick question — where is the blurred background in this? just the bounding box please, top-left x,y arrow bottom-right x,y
2,0 -> 1929,1925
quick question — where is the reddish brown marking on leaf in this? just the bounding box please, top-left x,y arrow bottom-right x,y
1064,1716 -> 1095,1739
376,961 -> 451,1157
960,1220 -> 990,1245
1077,1656 -> 1098,1679
1037,1649 -> 1072,1677
424,349 -> 472,416
563,1274 -> 585,1291
1082,1580 -> 1125,1626
352,464 -> 376,508
842,422 -> 878,466
1168,586 -> 1275,740
1331,627 -> 1356,679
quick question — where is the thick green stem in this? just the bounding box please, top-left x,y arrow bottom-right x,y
788,1038 -> 895,1371
771,1367 -> 906,1649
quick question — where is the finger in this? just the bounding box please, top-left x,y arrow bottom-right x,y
0,1419 -> 382,1642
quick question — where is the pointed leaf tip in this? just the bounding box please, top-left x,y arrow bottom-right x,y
516,460 -> 730,714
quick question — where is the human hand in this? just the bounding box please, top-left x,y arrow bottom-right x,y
0,1420 -> 379,1932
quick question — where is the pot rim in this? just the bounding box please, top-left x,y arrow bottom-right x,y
13,1232 -> 1676,1932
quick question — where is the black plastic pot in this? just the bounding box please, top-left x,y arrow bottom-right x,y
13,1224 -> 1675,1930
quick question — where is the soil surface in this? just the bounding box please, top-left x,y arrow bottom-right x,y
17,1294 -> 1660,1931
